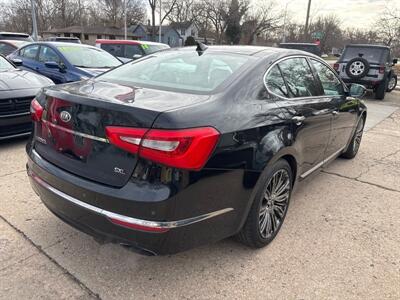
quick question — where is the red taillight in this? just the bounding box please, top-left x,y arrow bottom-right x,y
107,217 -> 169,233
379,65 -> 385,74
30,98 -> 43,122
333,63 -> 339,71
106,126 -> 220,170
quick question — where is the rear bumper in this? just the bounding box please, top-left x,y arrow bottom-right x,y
0,113 -> 32,140
27,149 -> 247,255
341,78 -> 383,89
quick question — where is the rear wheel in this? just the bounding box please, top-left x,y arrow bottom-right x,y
387,75 -> 397,92
341,116 -> 365,159
375,78 -> 388,100
237,159 -> 292,248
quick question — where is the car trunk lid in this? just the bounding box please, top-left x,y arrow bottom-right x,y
33,80 -> 209,187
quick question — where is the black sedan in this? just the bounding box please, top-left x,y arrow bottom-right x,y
0,55 -> 53,140
26,46 -> 367,255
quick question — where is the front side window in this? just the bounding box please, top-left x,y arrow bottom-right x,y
21,45 -> 39,60
278,57 -> 321,98
265,65 -> 289,98
98,51 -> 251,93
39,46 -> 61,63
310,59 -> 344,96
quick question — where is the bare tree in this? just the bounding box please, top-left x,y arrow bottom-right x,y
242,1 -> 282,45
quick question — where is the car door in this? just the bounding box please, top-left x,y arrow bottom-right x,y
37,45 -> 66,84
18,44 -> 41,72
265,57 -> 335,177
309,58 -> 358,157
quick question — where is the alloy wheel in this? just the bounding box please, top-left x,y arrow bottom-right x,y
259,169 -> 291,239
388,77 -> 396,91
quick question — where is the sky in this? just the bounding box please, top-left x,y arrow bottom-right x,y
279,0 -> 398,29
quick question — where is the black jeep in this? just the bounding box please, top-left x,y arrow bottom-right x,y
334,44 -> 398,100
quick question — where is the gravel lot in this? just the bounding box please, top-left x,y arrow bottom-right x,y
1,91 -> 399,300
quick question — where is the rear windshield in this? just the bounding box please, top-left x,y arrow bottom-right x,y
342,47 -> 387,64
97,51 -> 251,93
0,34 -> 33,42
141,44 -> 170,54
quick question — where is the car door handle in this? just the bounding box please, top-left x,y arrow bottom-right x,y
292,116 -> 305,125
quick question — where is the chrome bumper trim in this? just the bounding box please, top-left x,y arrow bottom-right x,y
300,146 -> 346,178
29,172 -> 234,230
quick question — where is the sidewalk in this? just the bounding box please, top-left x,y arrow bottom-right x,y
0,111 -> 399,299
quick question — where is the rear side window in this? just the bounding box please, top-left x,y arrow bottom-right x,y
278,57 -> 321,98
310,59 -> 344,96
21,45 -> 39,60
264,65 -> 289,98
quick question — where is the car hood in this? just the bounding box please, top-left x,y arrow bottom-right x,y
0,69 -> 53,91
76,67 -> 112,77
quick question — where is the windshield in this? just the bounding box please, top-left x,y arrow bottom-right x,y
57,45 -> 122,68
0,34 -> 33,42
97,51 -> 251,93
0,56 -> 15,70
342,47 -> 387,64
141,44 -> 170,54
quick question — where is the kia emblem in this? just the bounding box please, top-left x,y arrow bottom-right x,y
60,111 -> 72,123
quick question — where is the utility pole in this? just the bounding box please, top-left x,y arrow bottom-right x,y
124,0 -> 127,40
30,0 -> 38,41
282,2 -> 289,43
304,0 -> 312,38
159,0 -> 162,42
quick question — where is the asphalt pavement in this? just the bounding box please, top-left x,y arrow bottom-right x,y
0,91 -> 399,299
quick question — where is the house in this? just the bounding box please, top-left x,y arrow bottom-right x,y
42,26 -> 138,45
130,22 -> 215,47
130,24 -> 182,47
171,22 -> 199,42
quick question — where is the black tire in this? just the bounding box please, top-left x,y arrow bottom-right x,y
341,116 -> 365,159
345,57 -> 370,79
236,159 -> 293,248
387,75 -> 397,92
375,77 -> 388,100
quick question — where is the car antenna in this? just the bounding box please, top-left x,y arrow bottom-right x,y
196,42 -> 208,56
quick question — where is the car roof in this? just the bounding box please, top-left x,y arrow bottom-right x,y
0,32 -> 30,37
346,44 -> 390,49
173,45 -> 312,58
280,43 -> 318,46
95,39 -> 168,46
25,41 -> 96,49
48,36 -> 80,40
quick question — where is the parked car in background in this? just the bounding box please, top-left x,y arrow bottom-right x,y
7,42 -> 122,84
0,32 -> 34,42
0,40 -> 30,56
334,44 -> 397,100
27,46 -> 367,255
279,43 -> 322,56
0,55 -> 53,140
96,39 -> 170,62
44,36 -> 81,44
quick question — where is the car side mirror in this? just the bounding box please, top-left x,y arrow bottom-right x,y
349,83 -> 367,98
44,61 -> 60,69
132,54 -> 142,60
11,58 -> 23,66
393,58 -> 398,65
